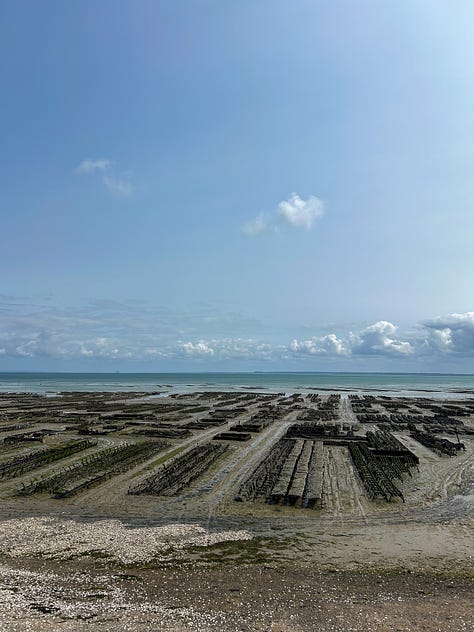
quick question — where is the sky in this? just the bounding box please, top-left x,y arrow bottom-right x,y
0,0 -> 473,372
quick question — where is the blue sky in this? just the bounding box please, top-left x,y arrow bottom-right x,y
0,1 -> 473,371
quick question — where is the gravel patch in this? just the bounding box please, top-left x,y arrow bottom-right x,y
0,516 -> 251,564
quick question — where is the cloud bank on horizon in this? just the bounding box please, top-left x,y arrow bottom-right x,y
0,297 -> 472,369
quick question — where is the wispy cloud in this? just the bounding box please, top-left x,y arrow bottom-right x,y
242,213 -> 268,237
101,174 -> 133,196
76,158 -> 133,196
76,159 -> 111,174
242,193 -> 325,237
0,298 -> 267,362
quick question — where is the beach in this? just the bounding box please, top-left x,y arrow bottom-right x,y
0,383 -> 472,630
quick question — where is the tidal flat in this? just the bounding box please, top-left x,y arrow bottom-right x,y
0,390 -> 472,630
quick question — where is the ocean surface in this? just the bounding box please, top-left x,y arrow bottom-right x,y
0,372 -> 473,398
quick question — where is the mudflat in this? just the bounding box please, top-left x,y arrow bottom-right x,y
0,390 -> 472,630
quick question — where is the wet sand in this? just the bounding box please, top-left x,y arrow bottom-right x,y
1,558 -> 473,632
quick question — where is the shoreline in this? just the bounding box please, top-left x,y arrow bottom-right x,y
1,371 -> 473,400
1,385 -> 473,400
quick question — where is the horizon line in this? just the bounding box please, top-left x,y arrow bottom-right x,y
0,370 -> 473,377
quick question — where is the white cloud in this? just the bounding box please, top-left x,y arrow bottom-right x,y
289,322 -> 414,358
428,328 -> 452,352
178,339 -> 277,360
351,321 -> 414,356
180,341 -> 215,357
242,193 -> 325,236
76,159 -> 111,174
423,312 -> 474,353
277,193 -> 324,230
290,334 -> 348,356
76,158 -> 133,197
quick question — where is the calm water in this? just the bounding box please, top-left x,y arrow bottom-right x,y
0,372 -> 473,398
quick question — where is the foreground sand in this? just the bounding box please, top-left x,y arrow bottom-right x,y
0,557 -> 472,631
0,511 -> 472,631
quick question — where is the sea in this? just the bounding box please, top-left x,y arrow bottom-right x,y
0,372 -> 473,399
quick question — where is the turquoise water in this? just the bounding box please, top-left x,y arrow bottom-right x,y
0,372 -> 472,398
